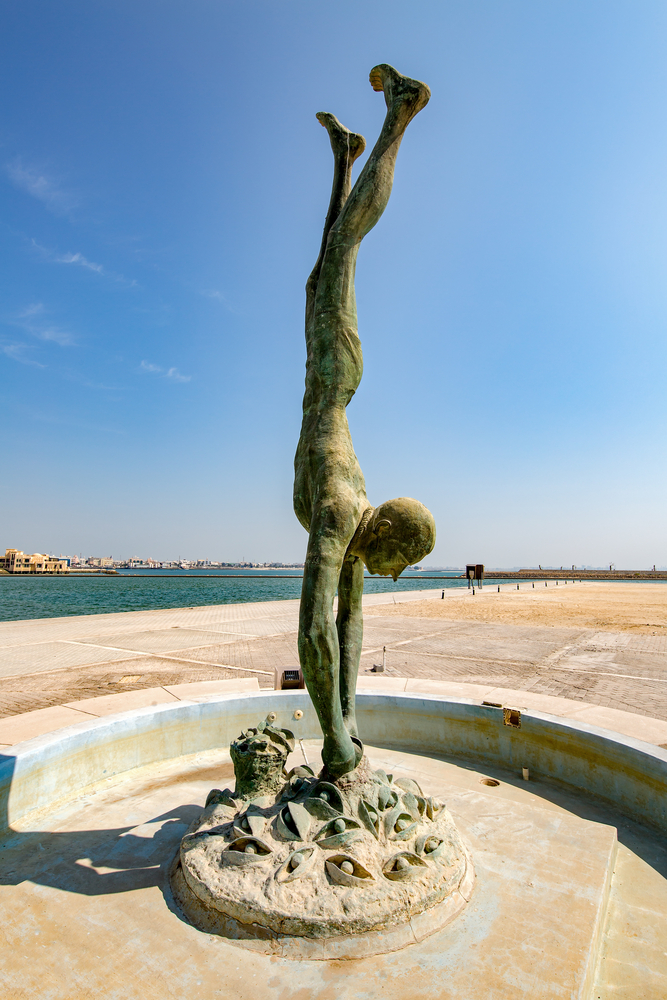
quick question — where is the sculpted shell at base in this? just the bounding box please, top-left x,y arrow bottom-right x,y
275,846 -> 317,883
233,810 -> 267,839
325,854 -> 375,887
384,806 -> 419,841
415,833 -> 454,863
305,781 -> 345,820
222,837 -> 273,866
358,799 -> 381,838
314,816 -> 363,849
383,851 -> 429,882
276,801 -> 312,841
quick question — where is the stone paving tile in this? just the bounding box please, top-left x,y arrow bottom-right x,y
360,624 -> 453,648
627,634 -> 667,653
390,632 -> 564,664
361,615 -> 466,637
0,641 -> 138,678
67,628 -> 246,654
556,650 -> 667,679
0,600 -> 301,646
175,635 -> 300,673
0,656 -> 273,719
202,618 -> 298,637
64,686 -> 180,715
404,619 -> 588,644
584,633 -> 632,649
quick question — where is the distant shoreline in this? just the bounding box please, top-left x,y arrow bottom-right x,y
2,569 -> 666,581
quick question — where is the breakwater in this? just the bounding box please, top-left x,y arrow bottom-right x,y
488,570 -> 667,581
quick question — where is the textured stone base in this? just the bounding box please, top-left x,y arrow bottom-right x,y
170,845 -> 474,959
171,757 -> 474,954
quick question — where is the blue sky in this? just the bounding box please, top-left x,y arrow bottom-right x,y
1,1 -> 666,567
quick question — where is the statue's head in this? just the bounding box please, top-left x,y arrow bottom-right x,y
359,498 -> 436,582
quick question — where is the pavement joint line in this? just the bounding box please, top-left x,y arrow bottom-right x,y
59,639 -> 173,655
119,651 -> 275,677
542,666 -> 667,683
62,635 -> 268,653
0,625 -> 269,649
358,631 -> 453,655
49,641 -> 275,678
360,647 -> 542,669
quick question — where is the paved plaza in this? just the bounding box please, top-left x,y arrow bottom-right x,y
0,583 -> 665,742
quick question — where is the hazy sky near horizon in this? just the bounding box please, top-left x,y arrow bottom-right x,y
1,1 -> 666,567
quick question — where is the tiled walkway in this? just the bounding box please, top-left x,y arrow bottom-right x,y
0,585 -> 666,729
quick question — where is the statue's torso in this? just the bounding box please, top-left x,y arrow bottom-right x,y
294,315 -> 367,536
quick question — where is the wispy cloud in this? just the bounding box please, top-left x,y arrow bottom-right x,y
200,289 -> 239,314
139,360 -> 191,383
55,250 -> 104,273
6,159 -> 78,214
30,240 -> 135,285
0,343 -> 46,367
165,367 -> 190,382
12,303 -> 76,347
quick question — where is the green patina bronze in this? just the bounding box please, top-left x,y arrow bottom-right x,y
294,65 -> 436,779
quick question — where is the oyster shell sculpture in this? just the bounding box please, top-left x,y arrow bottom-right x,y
383,851 -> 428,882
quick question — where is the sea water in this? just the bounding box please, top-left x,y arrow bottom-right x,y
0,569 -> 470,623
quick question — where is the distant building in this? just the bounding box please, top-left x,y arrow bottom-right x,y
0,548 -> 69,574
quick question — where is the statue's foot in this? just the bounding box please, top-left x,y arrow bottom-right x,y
368,64 -> 430,128
316,112 -> 366,165
322,731 -> 357,780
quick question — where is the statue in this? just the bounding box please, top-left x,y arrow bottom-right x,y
294,64 -> 436,778
172,67 -> 473,950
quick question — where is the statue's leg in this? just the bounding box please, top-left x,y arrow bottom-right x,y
310,66 -> 430,350
327,65 -> 430,247
305,115 -> 365,335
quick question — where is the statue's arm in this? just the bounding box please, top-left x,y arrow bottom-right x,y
297,498 -> 360,776
336,555 -> 364,736
299,555 -> 339,696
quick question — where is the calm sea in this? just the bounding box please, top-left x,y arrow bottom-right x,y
0,569 -> 472,623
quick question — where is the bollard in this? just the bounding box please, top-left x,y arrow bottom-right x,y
517,584 -> 519,590
532,582 -> 534,588
545,582 -> 547,587
441,590 -> 445,599
522,767 -> 530,781
472,586 -> 475,595
498,586 -> 500,592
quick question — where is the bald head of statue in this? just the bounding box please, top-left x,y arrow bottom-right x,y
349,497 -> 436,582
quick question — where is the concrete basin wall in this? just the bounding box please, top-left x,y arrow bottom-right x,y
1,691 -> 666,836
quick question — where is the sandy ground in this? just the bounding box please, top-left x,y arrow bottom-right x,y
366,582 -> 667,634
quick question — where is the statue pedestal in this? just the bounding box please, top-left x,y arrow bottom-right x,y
170,727 -> 473,957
